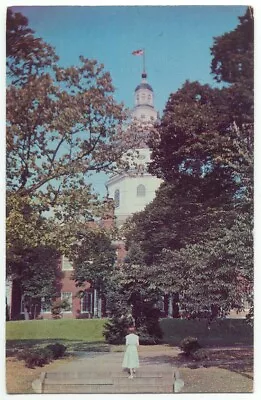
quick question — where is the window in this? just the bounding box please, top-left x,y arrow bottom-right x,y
81,292 -> 93,313
137,184 -> 146,197
41,297 -> 51,313
141,114 -> 146,119
61,292 -> 73,312
62,256 -> 73,271
114,189 -> 120,208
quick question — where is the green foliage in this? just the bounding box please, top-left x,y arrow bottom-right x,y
6,9 -> 58,86
160,318 -> 253,347
71,229 -> 116,292
103,315 -> 132,344
51,299 -> 71,319
211,7 -> 254,86
46,343 -> 67,359
136,324 -> 161,345
192,348 -> 209,361
179,336 -> 201,356
125,8 -> 253,318
17,348 -> 54,368
6,9 -> 130,306
17,342 -> 66,368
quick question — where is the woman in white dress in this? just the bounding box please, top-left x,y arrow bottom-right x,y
122,326 -> 139,379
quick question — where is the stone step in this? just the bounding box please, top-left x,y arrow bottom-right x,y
45,369 -> 174,379
43,383 -> 174,394
45,377 -> 113,385
33,368 -> 176,394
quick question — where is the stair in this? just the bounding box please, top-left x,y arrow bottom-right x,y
34,367 -> 176,393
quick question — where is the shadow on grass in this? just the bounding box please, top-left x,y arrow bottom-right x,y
164,336 -> 253,347
180,348 -> 253,379
138,348 -> 253,380
6,339 -> 110,357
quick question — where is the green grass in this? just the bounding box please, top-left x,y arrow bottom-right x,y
6,318 -> 107,341
6,317 -> 253,354
160,318 -> 253,346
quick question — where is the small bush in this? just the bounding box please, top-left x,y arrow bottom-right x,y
103,316 -> 131,344
46,343 -> 67,359
179,336 -> 201,356
138,334 -> 160,345
18,348 -> 53,368
51,299 -> 70,319
192,348 -> 209,361
17,343 -> 66,368
136,325 -> 161,345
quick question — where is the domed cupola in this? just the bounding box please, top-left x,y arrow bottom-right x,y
132,72 -> 157,122
135,72 -> 153,93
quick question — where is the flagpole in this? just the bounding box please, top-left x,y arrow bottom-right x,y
143,48 -> 146,75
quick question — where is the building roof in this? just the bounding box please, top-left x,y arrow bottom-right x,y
135,82 -> 153,92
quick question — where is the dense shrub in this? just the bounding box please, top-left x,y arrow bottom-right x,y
136,325 -> 161,345
51,299 -> 70,319
46,343 -> 67,359
192,348 -> 209,361
18,348 -> 53,368
135,304 -> 163,340
103,316 -> 131,344
138,333 -> 160,345
179,336 -> 201,356
17,343 -> 67,368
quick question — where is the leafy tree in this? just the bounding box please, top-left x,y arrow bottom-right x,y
70,228 -> 116,295
10,246 -> 60,320
6,9 -> 132,311
148,212 -> 253,317
124,178 -> 239,265
6,9 -> 58,86
211,7 -> 254,86
126,8 -> 253,319
103,242 -> 163,344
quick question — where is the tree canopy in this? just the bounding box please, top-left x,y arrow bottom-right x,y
124,8 -> 253,319
6,9 -> 126,312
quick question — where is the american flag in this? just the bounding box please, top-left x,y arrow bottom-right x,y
132,49 -> 144,56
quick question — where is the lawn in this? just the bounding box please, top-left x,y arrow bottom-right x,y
6,317 -> 253,353
6,318 -> 106,341
5,317 -> 253,394
6,318 -> 108,353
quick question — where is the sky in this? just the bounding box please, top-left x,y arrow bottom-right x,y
9,4 -> 247,197
11,5 -> 246,112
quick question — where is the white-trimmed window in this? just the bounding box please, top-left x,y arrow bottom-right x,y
114,189 -> 120,208
81,292 -> 93,313
137,184 -> 146,197
62,255 -> 74,271
61,292 -> 73,312
41,297 -> 51,313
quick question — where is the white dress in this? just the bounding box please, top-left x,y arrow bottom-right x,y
122,333 -> 139,369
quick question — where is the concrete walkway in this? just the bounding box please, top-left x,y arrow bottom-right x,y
32,345 -> 253,394
33,348 -> 181,393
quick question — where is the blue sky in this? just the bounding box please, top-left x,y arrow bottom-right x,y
11,5 -> 246,112
10,5 -> 247,196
